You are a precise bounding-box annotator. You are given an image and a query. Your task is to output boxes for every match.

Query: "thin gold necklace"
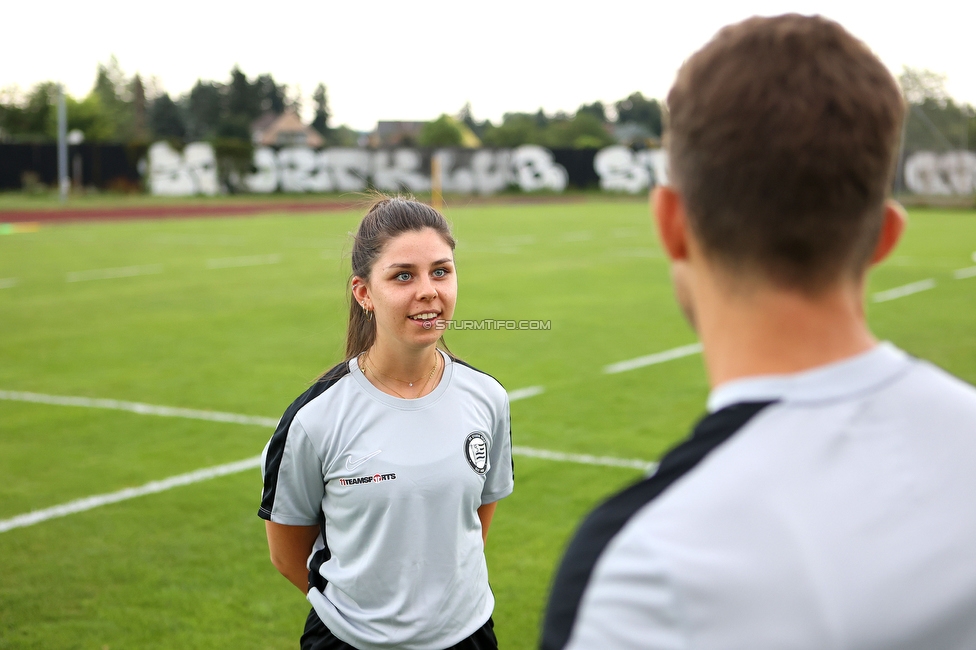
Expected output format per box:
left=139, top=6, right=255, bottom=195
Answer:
left=364, top=350, right=438, bottom=387
left=359, top=351, right=439, bottom=399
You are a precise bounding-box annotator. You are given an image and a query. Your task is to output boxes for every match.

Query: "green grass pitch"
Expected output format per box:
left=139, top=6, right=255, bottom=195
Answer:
left=1, top=199, right=974, bottom=649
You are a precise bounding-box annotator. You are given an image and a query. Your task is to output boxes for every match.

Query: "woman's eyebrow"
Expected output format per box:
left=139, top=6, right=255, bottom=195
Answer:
left=384, top=258, right=454, bottom=270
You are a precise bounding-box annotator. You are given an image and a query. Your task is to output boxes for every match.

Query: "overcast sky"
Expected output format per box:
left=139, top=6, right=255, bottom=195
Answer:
left=3, top=0, right=973, bottom=132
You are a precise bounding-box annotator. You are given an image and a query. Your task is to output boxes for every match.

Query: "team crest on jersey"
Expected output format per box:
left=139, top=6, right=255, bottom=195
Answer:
left=464, top=432, right=489, bottom=475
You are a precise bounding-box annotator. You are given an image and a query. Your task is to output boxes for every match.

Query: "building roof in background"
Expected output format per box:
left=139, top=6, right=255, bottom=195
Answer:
left=252, top=110, right=324, bottom=148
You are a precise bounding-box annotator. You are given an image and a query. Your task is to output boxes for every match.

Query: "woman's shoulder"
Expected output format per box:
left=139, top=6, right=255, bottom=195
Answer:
left=448, top=356, right=508, bottom=403
left=277, top=360, right=353, bottom=427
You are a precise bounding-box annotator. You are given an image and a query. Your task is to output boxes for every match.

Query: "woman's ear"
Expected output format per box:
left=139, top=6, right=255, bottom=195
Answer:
left=351, top=277, right=370, bottom=309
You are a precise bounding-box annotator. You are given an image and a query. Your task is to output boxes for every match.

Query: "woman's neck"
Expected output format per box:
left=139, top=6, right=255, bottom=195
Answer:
left=365, top=339, right=440, bottom=381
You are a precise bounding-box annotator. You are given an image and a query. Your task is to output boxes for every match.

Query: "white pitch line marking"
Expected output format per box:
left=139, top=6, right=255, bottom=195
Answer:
left=559, top=231, right=592, bottom=242
left=0, top=457, right=262, bottom=534
left=0, top=386, right=649, bottom=534
left=604, top=343, right=703, bottom=374
left=508, top=386, right=544, bottom=401
left=206, top=254, right=281, bottom=269
left=66, top=264, right=163, bottom=282
left=0, top=444, right=653, bottom=534
left=953, top=266, right=976, bottom=280
left=872, top=278, right=936, bottom=303
left=513, top=446, right=655, bottom=472
left=0, top=278, right=17, bottom=289
left=0, top=390, right=278, bottom=428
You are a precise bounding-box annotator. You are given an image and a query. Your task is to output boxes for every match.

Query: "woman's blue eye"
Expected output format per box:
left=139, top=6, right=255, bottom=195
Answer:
left=432, top=268, right=447, bottom=278
left=396, top=272, right=411, bottom=281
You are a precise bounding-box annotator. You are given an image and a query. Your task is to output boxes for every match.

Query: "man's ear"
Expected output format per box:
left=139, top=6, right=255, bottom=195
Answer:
left=652, top=186, right=691, bottom=262
left=870, top=200, right=907, bottom=266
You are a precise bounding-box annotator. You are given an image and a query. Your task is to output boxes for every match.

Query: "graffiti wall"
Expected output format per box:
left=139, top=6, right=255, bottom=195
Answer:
left=903, top=151, right=976, bottom=195
left=10, top=142, right=968, bottom=196
left=146, top=142, right=668, bottom=196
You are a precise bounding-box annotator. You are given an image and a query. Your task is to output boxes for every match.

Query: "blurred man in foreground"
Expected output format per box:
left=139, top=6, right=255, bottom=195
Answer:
left=542, top=14, right=976, bottom=650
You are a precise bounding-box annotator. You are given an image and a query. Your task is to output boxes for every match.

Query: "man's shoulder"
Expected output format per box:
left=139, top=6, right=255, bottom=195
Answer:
left=903, top=356, right=976, bottom=410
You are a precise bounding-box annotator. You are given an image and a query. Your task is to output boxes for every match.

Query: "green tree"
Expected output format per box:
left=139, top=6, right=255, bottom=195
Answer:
left=419, top=114, right=463, bottom=147
left=227, top=66, right=259, bottom=124
left=48, top=93, right=115, bottom=142
left=899, top=67, right=950, bottom=105
left=542, top=112, right=615, bottom=148
left=255, top=74, right=286, bottom=115
left=0, top=83, right=56, bottom=139
left=150, top=93, right=186, bottom=139
left=577, top=101, right=608, bottom=123
left=312, top=83, right=330, bottom=137
left=899, top=67, right=972, bottom=152
left=481, top=113, right=544, bottom=147
left=92, top=55, right=136, bottom=141
left=185, top=81, right=223, bottom=140
left=614, top=92, right=663, bottom=137
left=130, top=74, right=148, bottom=140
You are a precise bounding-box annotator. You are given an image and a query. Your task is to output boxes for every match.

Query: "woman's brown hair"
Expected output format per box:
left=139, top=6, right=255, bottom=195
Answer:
left=344, top=195, right=456, bottom=360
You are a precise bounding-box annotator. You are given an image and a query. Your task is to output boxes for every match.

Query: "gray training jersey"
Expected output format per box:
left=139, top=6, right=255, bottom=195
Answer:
left=259, top=350, right=513, bottom=650
left=544, top=342, right=976, bottom=650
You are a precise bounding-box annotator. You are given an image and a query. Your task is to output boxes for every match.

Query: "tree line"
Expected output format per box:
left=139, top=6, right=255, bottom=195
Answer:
left=0, top=57, right=353, bottom=148
left=1, top=60, right=972, bottom=153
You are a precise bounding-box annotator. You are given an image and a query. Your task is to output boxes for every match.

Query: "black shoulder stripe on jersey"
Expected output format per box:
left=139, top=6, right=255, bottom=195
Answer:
left=258, top=362, right=351, bottom=521
left=540, top=400, right=776, bottom=650
left=452, top=357, right=506, bottom=389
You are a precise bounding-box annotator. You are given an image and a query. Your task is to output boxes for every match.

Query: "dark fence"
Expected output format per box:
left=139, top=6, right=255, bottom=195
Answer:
left=0, top=144, right=147, bottom=191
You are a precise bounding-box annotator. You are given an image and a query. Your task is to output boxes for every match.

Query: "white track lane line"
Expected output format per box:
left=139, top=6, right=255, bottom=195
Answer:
left=604, top=343, right=703, bottom=374
left=206, top=254, right=280, bottom=269
left=872, top=278, right=936, bottom=303
left=66, top=264, right=163, bottom=282
left=0, top=278, right=17, bottom=289
left=953, top=266, right=976, bottom=280
left=0, top=386, right=652, bottom=533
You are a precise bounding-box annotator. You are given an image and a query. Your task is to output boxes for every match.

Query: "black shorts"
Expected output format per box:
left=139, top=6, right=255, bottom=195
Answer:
left=300, top=608, right=498, bottom=650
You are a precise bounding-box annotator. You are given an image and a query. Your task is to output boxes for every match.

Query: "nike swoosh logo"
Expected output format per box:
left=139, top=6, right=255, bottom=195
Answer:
left=345, top=450, right=382, bottom=471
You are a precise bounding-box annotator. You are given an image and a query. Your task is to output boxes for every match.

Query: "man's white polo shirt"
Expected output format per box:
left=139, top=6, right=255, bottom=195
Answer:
left=543, top=342, right=976, bottom=650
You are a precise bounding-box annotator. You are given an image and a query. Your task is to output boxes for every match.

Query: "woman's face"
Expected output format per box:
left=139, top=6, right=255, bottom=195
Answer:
left=356, top=228, right=457, bottom=353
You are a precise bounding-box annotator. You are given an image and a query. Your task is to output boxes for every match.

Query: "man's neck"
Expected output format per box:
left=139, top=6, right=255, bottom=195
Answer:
left=695, top=277, right=877, bottom=388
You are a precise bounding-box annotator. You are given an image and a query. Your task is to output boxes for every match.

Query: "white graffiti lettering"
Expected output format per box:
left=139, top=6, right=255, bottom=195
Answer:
left=433, top=149, right=513, bottom=195
left=372, top=149, right=430, bottom=193
left=147, top=141, right=219, bottom=196
left=593, top=146, right=668, bottom=194
left=148, top=142, right=675, bottom=197
left=511, top=145, right=568, bottom=192
left=904, top=151, right=976, bottom=195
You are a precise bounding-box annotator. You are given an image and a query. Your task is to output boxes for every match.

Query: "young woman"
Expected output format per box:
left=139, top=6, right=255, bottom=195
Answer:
left=258, top=196, right=513, bottom=650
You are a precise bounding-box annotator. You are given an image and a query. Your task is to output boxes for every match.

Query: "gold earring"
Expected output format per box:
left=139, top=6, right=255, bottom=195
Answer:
left=362, top=302, right=372, bottom=321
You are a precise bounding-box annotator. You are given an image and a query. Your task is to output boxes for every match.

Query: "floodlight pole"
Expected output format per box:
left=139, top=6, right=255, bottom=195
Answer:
left=430, top=153, right=443, bottom=210
left=57, top=84, right=68, bottom=203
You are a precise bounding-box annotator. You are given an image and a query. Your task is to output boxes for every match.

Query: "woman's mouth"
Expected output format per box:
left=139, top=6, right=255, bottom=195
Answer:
left=409, top=312, right=440, bottom=329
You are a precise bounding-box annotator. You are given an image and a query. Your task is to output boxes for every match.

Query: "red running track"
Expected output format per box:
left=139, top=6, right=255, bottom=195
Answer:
left=0, top=201, right=359, bottom=224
